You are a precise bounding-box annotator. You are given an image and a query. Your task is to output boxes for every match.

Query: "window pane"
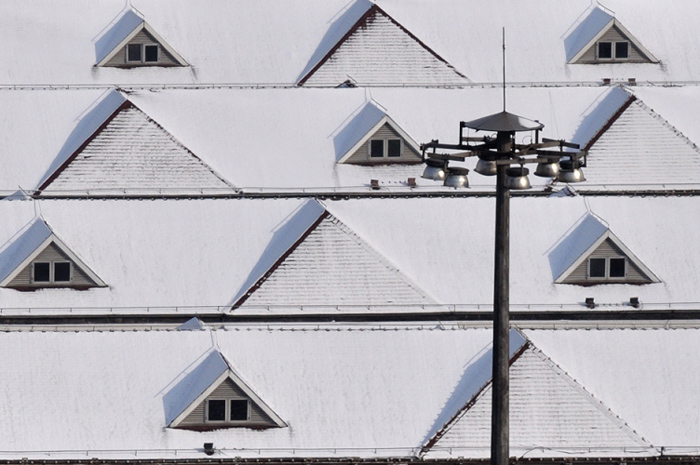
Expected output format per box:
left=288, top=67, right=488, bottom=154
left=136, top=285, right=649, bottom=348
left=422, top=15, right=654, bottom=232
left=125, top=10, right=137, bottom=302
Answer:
left=127, top=44, right=141, bottom=62
left=609, top=258, right=626, bottom=277
left=33, top=262, right=50, bottom=282
left=370, top=140, right=384, bottom=157
left=615, top=42, right=629, bottom=59
left=207, top=400, right=226, bottom=421
left=598, top=42, right=612, bottom=59
left=144, top=45, right=159, bottom=62
left=54, top=262, right=71, bottom=282
left=230, top=399, right=248, bottom=421
left=589, top=258, right=606, bottom=277
left=387, top=139, right=401, bottom=157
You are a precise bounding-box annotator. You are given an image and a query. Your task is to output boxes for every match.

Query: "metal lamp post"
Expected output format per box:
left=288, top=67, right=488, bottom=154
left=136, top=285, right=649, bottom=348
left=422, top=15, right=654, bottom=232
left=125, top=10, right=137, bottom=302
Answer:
left=421, top=112, right=586, bottom=465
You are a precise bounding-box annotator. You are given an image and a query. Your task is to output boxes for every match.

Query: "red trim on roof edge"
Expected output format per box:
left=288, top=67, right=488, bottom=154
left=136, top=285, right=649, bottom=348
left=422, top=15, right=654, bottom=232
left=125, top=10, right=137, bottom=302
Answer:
left=584, top=95, right=637, bottom=151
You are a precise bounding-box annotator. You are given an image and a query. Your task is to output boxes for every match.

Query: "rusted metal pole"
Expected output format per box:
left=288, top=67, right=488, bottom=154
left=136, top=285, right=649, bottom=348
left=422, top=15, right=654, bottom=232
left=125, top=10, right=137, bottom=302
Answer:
left=491, top=135, right=511, bottom=465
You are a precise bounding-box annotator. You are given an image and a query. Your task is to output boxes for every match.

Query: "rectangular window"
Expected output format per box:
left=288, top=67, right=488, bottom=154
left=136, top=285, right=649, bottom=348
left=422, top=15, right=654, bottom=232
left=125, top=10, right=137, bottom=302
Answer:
left=127, top=44, right=142, bottom=62
left=230, top=399, right=249, bottom=421
left=33, top=262, right=51, bottom=282
left=144, top=45, right=159, bottom=62
left=597, top=41, right=612, bottom=59
left=589, top=258, right=606, bottom=277
left=615, top=42, right=629, bottom=59
left=609, top=257, right=626, bottom=277
left=207, top=399, right=226, bottom=421
left=387, top=139, right=401, bottom=157
left=370, top=140, right=384, bottom=157
left=54, top=262, right=72, bottom=282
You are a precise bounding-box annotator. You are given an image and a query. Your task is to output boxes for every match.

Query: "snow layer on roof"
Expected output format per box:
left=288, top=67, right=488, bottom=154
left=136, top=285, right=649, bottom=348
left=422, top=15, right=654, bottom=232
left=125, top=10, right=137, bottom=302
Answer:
left=0, top=218, right=52, bottom=284
left=564, top=7, right=614, bottom=62
left=333, top=100, right=387, bottom=160
left=548, top=213, right=608, bottom=281
left=164, top=350, right=227, bottom=425
left=94, top=8, right=143, bottom=64
left=570, top=86, right=631, bottom=149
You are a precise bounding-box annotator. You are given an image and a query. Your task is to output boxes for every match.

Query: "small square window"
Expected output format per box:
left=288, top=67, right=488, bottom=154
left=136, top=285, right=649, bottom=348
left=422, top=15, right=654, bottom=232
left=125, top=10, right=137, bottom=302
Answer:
left=589, top=258, right=606, bottom=278
left=609, top=258, right=626, bottom=277
left=597, top=41, right=612, bottom=59
left=144, top=45, right=159, bottom=62
left=230, top=399, right=248, bottom=421
left=207, top=399, right=226, bottom=421
left=615, top=42, right=629, bottom=59
left=127, top=44, right=142, bottom=62
left=54, top=262, right=71, bottom=282
left=33, top=262, right=51, bottom=282
left=387, top=139, right=401, bottom=158
left=370, top=140, right=384, bottom=157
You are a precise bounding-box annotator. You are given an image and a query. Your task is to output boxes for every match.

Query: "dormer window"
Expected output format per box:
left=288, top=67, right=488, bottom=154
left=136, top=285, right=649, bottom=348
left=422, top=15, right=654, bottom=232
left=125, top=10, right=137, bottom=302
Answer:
left=33, top=261, right=72, bottom=284
left=597, top=41, right=629, bottom=60
left=370, top=139, right=402, bottom=158
left=588, top=257, right=626, bottom=279
left=206, top=398, right=250, bottom=423
left=127, top=44, right=159, bottom=64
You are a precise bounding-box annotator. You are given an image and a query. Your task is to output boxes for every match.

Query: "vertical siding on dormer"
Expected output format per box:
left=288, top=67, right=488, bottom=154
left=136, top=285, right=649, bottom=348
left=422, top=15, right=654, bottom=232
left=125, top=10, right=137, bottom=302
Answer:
left=563, top=238, right=649, bottom=283
left=344, top=123, right=421, bottom=164
left=8, top=242, right=96, bottom=288
left=577, top=25, right=649, bottom=63
left=104, top=29, right=179, bottom=67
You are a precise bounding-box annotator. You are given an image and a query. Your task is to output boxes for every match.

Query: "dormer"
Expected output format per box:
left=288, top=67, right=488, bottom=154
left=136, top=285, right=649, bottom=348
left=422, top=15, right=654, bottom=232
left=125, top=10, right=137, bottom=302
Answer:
left=166, top=351, right=286, bottom=431
left=334, top=101, right=422, bottom=165
left=550, top=214, right=660, bottom=286
left=565, top=7, right=658, bottom=64
left=0, top=219, right=106, bottom=291
left=95, top=9, right=188, bottom=68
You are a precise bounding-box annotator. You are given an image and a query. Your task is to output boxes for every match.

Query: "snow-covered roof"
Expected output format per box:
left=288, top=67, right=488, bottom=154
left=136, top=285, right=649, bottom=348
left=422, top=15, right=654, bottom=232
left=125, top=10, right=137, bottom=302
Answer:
left=94, top=9, right=146, bottom=65
left=1, top=324, right=698, bottom=460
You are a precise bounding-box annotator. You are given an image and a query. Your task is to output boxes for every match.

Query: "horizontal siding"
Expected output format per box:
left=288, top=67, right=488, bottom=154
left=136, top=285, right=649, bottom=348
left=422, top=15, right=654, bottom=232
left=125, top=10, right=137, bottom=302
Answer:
left=577, top=25, right=649, bottom=63
left=180, top=378, right=275, bottom=426
left=104, top=29, right=179, bottom=67
left=564, top=238, right=650, bottom=284
left=346, top=123, right=421, bottom=165
left=8, top=242, right=96, bottom=288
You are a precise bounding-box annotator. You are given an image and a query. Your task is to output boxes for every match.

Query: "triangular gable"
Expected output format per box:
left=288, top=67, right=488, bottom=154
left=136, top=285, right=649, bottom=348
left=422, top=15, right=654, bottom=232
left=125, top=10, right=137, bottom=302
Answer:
left=550, top=214, right=659, bottom=285
left=233, top=200, right=435, bottom=308
left=297, top=2, right=467, bottom=86
left=565, top=7, right=658, bottom=64
left=166, top=351, right=285, bottom=429
left=334, top=101, right=422, bottom=164
left=38, top=99, right=233, bottom=194
left=0, top=218, right=106, bottom=289
left=95, top=9, right=187, bottom=67
left=422, top=339, right=649, bottom=457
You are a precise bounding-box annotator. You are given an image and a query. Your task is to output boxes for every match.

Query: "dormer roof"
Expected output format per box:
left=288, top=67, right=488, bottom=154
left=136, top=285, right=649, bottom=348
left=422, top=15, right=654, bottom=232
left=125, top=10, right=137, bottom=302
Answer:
left=166, top=350, right=286, bottom=430
left=0, top=218, right=106, bottom=289
left=334, top=101, right=422, bottom=164
left=565, top=7, right=658, bottom=64
left=297, top=1, right=467, bottom=86
left=550, top=214, right=660, bottom=285
left=95, top=9, right=188, bottom=67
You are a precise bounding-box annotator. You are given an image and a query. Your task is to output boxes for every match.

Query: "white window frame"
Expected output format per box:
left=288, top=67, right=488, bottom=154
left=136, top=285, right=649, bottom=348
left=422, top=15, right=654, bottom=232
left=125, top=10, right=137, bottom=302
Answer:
left=32, top=261, right=72, bottom=284
left=368, top=138, right=403, bottom=159
left=205, top=398, right=251, bottom=423
left=587, top=256, right=627, bottom=279
left=126, top=43, right=160, bottom=64
left=597, top=41, right=630, bottom=61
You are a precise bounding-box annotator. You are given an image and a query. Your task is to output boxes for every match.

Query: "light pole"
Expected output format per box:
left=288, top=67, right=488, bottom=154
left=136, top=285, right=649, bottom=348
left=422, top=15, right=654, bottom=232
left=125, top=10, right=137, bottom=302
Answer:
left=421, top=112, right=586, bottom=465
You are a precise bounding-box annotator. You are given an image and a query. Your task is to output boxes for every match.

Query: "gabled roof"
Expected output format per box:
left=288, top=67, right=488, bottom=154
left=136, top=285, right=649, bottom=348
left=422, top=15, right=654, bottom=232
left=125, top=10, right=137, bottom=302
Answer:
left=95, top=8, right=188, bottom=67
left=423, top=335, right=649, bottom=458
left=334, top=100, right=421, bottom=163
left=550, top=213, right=660, bottom=284
left=0, top=217, right=106, bottom=287
left=565, top=6, right=658, bottom=64
left=297, top=1, right=467, bottom=86
left=37, top=91, right=234, bottom=195
left=232, top=199, right=435, bottom=308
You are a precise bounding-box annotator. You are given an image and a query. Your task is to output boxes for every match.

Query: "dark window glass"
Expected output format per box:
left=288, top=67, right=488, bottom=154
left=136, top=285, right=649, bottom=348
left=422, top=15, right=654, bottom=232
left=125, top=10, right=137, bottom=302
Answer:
left=127, top=44, right=142, bottom=62
left=589, top=258, right=606, bottom=278
left=230, top=399, right=248, bottom=421
left=144, top=45, right=159, bottom=62
left=609, top=258, right=626, bottom=277
left=370, top=140, right=384, bottom=157
left=33, top=262, right=50, bottom=282
left=54, top=262, right=71, bottom=282
left=598, top=41, right=612, bottom=59
left=207, top=400, right=226, bottom=421
left=615, top=42, right=629, bottom=59
left=387, top=139, right=401, bottom=157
